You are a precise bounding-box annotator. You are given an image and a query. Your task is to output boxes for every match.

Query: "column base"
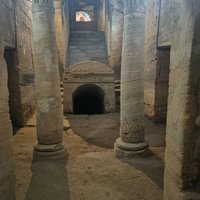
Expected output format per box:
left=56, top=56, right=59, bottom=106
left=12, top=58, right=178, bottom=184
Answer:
left=114, top=138, right=149, bottom=158
left=33, top=142, right=68, bottom=160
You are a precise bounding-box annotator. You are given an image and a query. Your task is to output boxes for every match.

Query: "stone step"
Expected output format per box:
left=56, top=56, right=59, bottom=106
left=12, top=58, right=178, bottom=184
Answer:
left=115, top=89, right=121, bottom=92
left=70, top=36, right=105, bottom=40
left=70, top=31, right=104, bottom=34
left=69, top=55, right=108, bottom=59
left=70, top=35, right=104, bottom=38
left=69, top=57, right=108, bottom=61
left=70, top=41, right=105, bottom=45
left=115, top=85, right=120, bottom=89
left=69, top=58, right=108, bottom=65
left=69, top=42, right=105, bottom=46
left=70, top=31, right=105, bottom=37
left=69, top=49, right=108, bottom=54
left=69, top=46, right=106, bottom=50
left=70, top=39, right=104, bottom=43
left=69, top=49, right=107, bottom=53
left=68, top=31, right=108, bottom=65
left=115, top=80, right=121, bottom=90
left=69, top=53, right=107, bottom=57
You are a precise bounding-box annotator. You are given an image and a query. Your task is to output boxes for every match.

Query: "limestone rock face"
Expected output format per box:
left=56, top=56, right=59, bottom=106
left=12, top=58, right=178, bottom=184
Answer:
left=0, top=41, right=15, bottom=200
left=0, top=1, right=16, bottom=199
left=164, top=0, right=200, bottom=199
left=144, top=0, right=170, bottom=123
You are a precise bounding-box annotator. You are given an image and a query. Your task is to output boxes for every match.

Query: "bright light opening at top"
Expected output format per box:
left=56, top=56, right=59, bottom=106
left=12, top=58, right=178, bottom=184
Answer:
left=76, top=11, right=92, bottom=22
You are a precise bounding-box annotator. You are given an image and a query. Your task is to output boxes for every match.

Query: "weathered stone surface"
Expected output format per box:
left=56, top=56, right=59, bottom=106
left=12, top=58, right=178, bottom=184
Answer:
left=0, top=40, right=15, bottom=200
left=115, top=0, right=148, bottom=157
left=54, top=0, right=65, bottom=79
left=61, top=0, right=70, bottom=67
left=105, top=0, right=124, bottom=80
left=63, top=61, right=115, bottom=113
left=144, top=0, right=170, bottom=123
left=164, top=0, right=200, bottom=199
left=158, top=0, right=179, bottom=47
left=68, top=31, right=108, bottom=65
left=0, top=1, right=16, bottom=199
left=97, top=0, right=105, bottom=31
left=0, top=0, right=15, bottom=48
left=4, top=0, right=36, bottom=127
left=16, top=0, right=35, bottom=123
left=32, top=0, right=67, bottom=158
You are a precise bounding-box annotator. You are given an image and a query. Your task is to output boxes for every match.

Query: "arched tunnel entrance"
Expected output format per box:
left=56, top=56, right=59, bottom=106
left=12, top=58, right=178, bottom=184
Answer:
left=73, top=84, right=105, bottom=115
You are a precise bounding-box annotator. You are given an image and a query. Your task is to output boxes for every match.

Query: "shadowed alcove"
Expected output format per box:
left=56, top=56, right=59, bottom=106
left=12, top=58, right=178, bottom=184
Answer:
left=73, top=84, right=105, bottom=115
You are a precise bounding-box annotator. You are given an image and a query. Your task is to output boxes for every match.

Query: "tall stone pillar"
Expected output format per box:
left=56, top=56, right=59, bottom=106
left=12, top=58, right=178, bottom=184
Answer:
left=62, top=0, right=70, bottom=68
left=164, top=1, right=200, bottom=199
left=114, top=0, right=148, bottom=158
left=32, top=0, right=67, bottom=159
left=109, top=0, right=124, bottom=80
left=54, top=0, right=65, bottom=79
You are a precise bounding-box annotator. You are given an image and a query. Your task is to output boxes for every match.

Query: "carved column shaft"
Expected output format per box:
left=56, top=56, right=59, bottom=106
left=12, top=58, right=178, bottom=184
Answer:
left=54, top=0, right=65, bottom=79
left=32, top=0, right=67, bottom=158
left=115, top=0, right=148, bottom=158
left=109, top=0, right=124, bottom=80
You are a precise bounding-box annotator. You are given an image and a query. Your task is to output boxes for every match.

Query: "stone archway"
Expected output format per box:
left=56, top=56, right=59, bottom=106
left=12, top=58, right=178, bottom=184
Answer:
left=73, top=84, right=105, bottom=114
left=63, top=61, right=115, bottom=114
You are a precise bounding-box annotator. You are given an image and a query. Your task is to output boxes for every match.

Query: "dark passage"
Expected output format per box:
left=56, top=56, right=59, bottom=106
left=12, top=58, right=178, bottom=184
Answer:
left=73, top=84, right=105, bottom=115
left=4, top=48, right=22, bottom=129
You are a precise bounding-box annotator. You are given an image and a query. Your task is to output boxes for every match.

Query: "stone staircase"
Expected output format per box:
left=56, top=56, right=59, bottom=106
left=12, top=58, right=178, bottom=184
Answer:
left=68, top=31, right=108, bottom=65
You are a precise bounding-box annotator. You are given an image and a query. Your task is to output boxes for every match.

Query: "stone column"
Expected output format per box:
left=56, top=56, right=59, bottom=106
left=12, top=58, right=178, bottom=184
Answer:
left=54, top=0, right=65, bottom=79
left=114, top=0, right=148, bottom=158
left=62, top=0, right=70, bottom=67
left=164, top=1, right=200, bottom=199
left=109, top=0, right=124, bottom=80
left=32, top=0, right=67, bottom=159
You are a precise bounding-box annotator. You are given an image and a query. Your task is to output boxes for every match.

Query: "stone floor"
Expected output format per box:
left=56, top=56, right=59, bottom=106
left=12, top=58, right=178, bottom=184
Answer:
left=14, top=113, right=166, bottom=200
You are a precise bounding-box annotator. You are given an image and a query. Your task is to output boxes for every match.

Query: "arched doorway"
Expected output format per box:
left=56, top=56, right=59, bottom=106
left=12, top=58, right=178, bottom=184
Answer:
left=73, top=84, right=105, bottom=115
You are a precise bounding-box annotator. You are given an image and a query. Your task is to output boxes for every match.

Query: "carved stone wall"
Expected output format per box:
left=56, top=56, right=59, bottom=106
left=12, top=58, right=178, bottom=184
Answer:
left=15, top=0, right=35, bottom=126
left=144, top=0, right=170, bottom=122
left=0, top=2, right=15, bottom=198
left=0, top=0, right=35, bottom=198
left=164, top=0, right=200, bottom=199
left=63, top=61, right=115, bottom=113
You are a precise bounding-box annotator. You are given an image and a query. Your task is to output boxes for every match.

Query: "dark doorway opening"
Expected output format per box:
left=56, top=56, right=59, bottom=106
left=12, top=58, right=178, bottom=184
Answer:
left=73, top=84, right=105, bottom=115
left=4, top=48, right=22, bottom=129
